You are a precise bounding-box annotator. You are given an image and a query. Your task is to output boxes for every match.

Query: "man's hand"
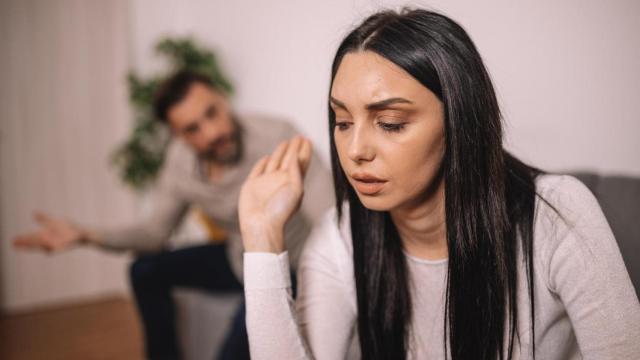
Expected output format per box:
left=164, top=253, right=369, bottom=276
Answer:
left=13, top=212, right=88, bottom=253
left=238, top=136, right=312, bottom=253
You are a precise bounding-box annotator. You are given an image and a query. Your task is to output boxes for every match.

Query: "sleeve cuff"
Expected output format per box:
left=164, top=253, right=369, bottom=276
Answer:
left=244, top=251, right=291, bottom=290
left=93, top=228, right=120, bottom=249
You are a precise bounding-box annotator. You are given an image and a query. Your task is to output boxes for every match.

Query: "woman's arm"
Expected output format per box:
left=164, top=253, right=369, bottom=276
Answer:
left=543, top=176, right=640, bottom=358
left=239, top=137, right=356, bottom=359
left=244, top=251, right=312, bottom=359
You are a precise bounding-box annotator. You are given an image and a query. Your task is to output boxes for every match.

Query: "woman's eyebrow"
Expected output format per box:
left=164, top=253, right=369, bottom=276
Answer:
left=329, top=96, right=347, bottom=110
left=330, top=96, right=413, bottom=111
left=366, top=97, right=413, bottom=111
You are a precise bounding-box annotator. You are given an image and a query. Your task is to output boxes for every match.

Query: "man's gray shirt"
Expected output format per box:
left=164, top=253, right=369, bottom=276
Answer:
left=98, top=114, right=334, bottom=280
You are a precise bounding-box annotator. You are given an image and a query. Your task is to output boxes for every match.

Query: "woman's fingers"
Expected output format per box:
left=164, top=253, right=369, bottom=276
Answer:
left=298, top=139, right=312, bottom=176
left=250, top=135, right=310, bottom=180
left=281, top=136, right=302, bottom=170
left=248, top=155, right=270, bottom=179
left=265, top=140, right=289, bottom=173
left=280, top=136, right=312, bottom=180
left=284, top=137, right=310, bottom=185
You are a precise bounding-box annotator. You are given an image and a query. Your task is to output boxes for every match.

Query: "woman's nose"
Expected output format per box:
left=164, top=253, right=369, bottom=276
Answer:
left=347, top=123, right=375, bottom=163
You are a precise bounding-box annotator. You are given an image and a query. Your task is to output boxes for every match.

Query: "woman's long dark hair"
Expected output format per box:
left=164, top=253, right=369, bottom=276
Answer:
left=328, top=9, right=541, bottom=359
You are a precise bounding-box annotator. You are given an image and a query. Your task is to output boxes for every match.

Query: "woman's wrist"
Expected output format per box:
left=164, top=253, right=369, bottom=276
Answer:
left=241, top=224, right=285, bottom=253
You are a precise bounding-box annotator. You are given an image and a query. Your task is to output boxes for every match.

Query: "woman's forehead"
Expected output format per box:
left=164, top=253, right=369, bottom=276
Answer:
left=331, top=51, right=436, bottom=109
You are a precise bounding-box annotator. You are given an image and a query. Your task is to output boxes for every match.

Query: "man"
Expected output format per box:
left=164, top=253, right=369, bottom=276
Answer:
left=13, top=70, right=333, bottom=359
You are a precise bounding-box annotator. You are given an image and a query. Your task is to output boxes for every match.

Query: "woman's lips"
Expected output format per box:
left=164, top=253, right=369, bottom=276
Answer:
left=351, top=174, right=387, bottom=195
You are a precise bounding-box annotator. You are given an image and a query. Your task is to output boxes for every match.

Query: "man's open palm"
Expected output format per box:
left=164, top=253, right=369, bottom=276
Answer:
left=13, top=212, right=82, bottom=252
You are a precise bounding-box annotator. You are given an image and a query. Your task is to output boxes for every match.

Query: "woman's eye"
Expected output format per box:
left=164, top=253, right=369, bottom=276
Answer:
left=335, top=122, right=351, bottom=131
left=378, top=122, right=405, bottom=132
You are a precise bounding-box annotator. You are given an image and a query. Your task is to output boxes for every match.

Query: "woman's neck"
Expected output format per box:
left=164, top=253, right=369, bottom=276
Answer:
left=390, top=177, right=447, bottom=261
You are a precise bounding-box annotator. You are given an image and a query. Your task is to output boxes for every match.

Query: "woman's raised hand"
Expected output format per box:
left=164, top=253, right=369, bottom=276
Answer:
left=239, top=136, right=312, bottom=253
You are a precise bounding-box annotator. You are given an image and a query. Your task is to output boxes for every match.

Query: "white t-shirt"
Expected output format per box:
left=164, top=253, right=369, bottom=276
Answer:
left=244, top=174, right=640, bottom=359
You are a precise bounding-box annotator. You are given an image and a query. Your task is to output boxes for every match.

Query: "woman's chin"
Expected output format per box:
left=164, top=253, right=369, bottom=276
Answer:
left=356, top=194, right=396, bottom=212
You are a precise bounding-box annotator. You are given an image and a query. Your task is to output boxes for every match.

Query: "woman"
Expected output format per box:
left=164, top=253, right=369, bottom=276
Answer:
left=238, top=9, right=640, bottom=360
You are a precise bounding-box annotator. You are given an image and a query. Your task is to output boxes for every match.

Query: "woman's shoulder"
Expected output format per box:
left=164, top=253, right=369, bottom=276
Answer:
left=535, top=174, right=597, bottom=205
left=532, top=174, right=617, bottom=286
left=533, top=173, right=604, bottom=228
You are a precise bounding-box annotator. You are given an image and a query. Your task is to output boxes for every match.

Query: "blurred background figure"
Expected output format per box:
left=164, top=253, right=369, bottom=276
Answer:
left=13, top=68, right=333, bottom=359
left=0, top=0, right=638, bottom=359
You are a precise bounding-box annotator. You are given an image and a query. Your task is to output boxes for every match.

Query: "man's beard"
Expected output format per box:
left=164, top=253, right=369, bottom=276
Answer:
left=198, top=117, right=244, bottom=166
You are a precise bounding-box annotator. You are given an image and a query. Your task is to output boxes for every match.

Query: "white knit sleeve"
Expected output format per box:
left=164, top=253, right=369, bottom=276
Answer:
left=541, top=176, right=640, bottom=358
left=244, top=211, right=357, bottom=360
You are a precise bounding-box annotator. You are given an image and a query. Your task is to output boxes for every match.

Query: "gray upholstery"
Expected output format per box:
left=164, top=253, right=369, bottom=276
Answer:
left=175, top=290, right=243, bottom=360
left=572, top=173, right=640, bottom=299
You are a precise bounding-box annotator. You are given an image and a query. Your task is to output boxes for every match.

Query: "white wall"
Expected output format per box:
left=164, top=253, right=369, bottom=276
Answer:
left=1, top=0, right=637, bottom=311
left=0, top=0, right=135, bottom=312
left=131, top=0, right=639, bottom=175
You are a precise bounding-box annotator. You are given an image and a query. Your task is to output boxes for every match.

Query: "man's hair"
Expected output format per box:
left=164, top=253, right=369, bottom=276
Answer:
left=153, top=70, right=217, bottom=123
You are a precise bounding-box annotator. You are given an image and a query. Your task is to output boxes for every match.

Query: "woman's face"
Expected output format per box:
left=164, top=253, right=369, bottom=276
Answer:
left=331, top=51, right=445, bottom=211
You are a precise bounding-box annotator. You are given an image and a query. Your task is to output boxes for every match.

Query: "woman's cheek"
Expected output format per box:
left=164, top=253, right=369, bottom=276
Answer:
left=392, top=158, right=421, bottom=196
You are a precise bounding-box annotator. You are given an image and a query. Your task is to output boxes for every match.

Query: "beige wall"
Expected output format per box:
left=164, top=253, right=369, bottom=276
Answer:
left=0, top=0, right=135, bottom=311
left=1, top=0, right=638, bottom=311
left=131, top=0, right=640, bottom=175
